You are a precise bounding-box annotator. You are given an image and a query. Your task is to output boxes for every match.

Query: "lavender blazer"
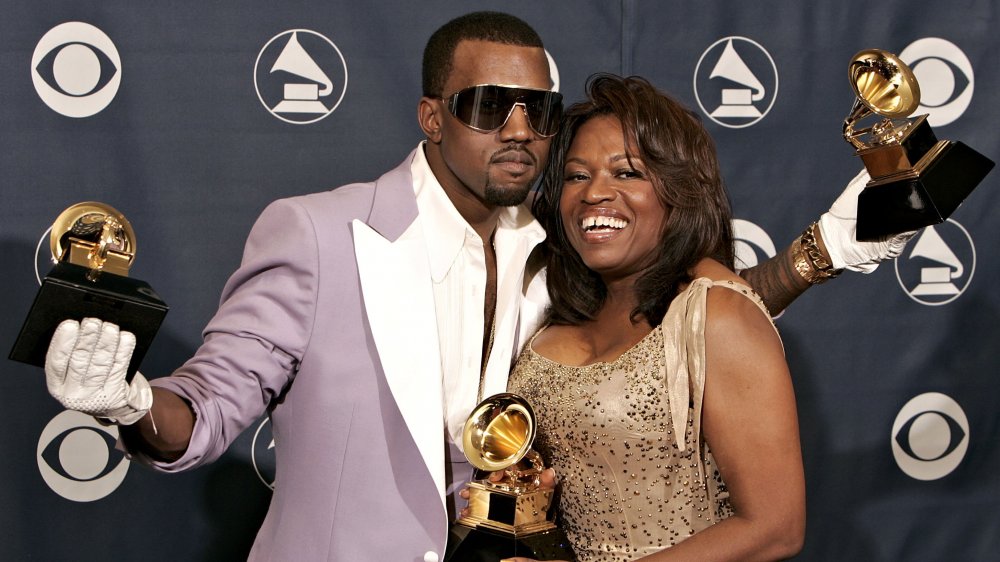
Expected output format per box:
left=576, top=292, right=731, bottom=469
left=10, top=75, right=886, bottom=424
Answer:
left=140, top=148, right=548, bottom=562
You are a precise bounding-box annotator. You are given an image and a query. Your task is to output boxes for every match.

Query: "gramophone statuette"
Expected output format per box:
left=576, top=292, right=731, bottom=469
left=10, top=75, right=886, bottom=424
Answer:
left=842, top=49, right=993, bottom=241
left=10, top=202, right=168, bottom=380
left=444, top=393, right=575, bottom=562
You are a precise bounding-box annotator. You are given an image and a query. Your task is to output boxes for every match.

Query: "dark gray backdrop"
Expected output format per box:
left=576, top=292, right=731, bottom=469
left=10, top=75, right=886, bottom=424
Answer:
left=2, top=1, right=997, bottom=560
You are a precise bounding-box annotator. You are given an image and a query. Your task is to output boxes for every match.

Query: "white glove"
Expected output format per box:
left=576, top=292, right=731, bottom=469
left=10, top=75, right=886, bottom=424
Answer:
left=818, top=169, right=918, bottom=273
left=45, top=318, right=152, bottom=425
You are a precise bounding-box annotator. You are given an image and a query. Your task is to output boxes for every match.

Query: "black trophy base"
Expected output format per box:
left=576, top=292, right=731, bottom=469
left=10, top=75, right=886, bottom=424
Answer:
left=9, top=261, right=168, bottom=380
left=445, top=524, right=575, bottom=562
left=857, top=141, right=994, bottom=241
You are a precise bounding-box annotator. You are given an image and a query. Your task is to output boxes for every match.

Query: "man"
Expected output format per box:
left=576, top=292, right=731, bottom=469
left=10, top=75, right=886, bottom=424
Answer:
left=42, top=11, right=909, bottom=562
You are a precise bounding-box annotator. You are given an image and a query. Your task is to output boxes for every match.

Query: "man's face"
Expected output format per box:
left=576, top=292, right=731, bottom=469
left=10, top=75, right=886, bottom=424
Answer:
left=428, top=40, right=553, bottom=209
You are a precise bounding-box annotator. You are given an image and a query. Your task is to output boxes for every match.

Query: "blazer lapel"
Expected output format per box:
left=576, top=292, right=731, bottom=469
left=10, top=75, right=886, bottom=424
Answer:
left=351, top=151, right=446, bottom=510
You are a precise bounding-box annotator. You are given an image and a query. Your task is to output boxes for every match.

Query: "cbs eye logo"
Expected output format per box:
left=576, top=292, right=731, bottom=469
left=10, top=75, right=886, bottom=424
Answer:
left=31, top=22, right=122, bottom=118
left=899, top=38, right=974, bottom=127
left=891, top=392, right=969, bottom=481
left=732, top=219, right=776, bottom=270
left=37, top=410, right=130, bottom=501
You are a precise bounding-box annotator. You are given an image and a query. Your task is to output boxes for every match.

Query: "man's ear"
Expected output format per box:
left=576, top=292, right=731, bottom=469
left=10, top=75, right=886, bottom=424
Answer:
left=418, top=97, right=443, bottom=143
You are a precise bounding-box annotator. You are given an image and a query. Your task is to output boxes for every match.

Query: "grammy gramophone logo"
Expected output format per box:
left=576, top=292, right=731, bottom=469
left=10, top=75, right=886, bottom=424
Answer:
left=894, top=219, right=976, bottom=306
left=694, top=36, right=779, bottom=128
left=254, top=29, right=349, bottom=125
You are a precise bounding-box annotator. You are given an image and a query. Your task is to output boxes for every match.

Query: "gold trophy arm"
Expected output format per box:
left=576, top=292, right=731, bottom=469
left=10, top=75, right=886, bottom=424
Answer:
left=503, top=449, right=546, bottom=491
left=843, top=97, right=873, bottom=150
left=90, top=216, right=121, bottom=270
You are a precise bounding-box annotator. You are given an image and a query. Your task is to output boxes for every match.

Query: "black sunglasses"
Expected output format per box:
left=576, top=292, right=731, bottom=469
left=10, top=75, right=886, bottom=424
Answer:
left=441, top=84, right=563, bottom=137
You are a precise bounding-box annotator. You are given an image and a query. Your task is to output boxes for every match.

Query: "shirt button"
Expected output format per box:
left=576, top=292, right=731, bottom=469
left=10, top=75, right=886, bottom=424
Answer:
left=423, top=551, right=439, bottom=562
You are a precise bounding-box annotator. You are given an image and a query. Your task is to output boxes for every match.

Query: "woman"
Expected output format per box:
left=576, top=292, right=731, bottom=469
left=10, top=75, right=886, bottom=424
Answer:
left=506, top=74, right=805, bottom=561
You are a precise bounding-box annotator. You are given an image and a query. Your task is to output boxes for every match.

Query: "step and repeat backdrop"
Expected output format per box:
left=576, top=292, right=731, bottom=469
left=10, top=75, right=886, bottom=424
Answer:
left=1, top=1, right=997, bottom=560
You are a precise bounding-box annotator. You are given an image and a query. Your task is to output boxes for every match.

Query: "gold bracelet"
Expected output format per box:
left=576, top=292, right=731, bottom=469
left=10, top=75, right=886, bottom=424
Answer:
left=792, top=240, right=824, bottom=285
left=793, top=222, right=843, bottom=285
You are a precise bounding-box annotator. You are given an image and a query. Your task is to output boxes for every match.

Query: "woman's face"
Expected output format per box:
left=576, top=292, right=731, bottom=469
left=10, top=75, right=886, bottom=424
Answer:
left=559, top=115, right=669, bottom=282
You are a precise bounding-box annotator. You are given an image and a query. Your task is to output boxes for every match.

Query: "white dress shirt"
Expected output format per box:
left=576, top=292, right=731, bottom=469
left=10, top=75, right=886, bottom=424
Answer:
left=410, top=143, right=546, bottom=451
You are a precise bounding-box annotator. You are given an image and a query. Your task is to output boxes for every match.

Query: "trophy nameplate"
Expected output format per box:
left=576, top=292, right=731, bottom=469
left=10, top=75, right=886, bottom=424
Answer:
left=444, top=393, right=575, bottom=562
left=9, top=202, right=168, bottom=380
left=842, top=49, right=994, bottom=241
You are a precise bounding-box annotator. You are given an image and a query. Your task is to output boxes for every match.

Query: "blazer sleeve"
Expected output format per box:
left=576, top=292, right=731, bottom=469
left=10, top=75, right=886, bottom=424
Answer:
left=139, top=197, right=321, bottom=471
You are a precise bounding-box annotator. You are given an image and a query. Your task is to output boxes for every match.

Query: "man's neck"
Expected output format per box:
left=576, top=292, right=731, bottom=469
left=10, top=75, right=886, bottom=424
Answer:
left=423, top=143, right=504, bottom=243
left=455, top=199, right=502, bottom=245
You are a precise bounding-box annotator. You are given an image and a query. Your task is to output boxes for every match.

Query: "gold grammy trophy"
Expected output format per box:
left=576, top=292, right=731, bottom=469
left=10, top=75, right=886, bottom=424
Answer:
left=842, top=49, right=993, bottom=241
left=444, top=393, right=575, bottom=562
left=10, top=202, right=168, bottom=380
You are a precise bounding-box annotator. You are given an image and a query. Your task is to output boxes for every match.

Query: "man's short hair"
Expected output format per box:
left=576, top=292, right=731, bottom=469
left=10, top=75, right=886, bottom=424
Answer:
left=422, top=11, right=544, bottom=97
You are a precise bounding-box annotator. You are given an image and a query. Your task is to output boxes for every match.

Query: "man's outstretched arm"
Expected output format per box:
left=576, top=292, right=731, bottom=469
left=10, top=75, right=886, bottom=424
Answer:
left=45, top=317, right=194, bottom=462
left=739, top=170, right=916, bottom=316
left=739, top=235, right=813, bottom=316
left=119, top=387, right=194, bottom=462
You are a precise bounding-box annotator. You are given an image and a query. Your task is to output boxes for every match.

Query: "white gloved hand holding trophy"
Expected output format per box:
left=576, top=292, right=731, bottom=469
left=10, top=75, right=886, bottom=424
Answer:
left=45, top=317, right=152, bottom=425
left=818, top=169, right=918, bottom=273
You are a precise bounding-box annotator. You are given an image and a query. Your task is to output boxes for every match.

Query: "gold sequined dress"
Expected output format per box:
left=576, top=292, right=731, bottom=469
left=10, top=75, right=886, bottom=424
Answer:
left=508, top=279, right=774, bottom=561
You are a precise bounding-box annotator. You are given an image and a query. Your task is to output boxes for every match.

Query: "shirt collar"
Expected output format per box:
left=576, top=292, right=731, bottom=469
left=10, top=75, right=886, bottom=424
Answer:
left=411, top=142, right=545, bottom=282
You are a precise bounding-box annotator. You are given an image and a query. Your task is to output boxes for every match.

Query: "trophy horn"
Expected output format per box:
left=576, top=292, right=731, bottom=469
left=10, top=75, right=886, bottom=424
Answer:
left=843, top=49, right=921, bottom=149
left=50, top=201, right=136, bottom=277
left=462, top=393, right=536, bottom=473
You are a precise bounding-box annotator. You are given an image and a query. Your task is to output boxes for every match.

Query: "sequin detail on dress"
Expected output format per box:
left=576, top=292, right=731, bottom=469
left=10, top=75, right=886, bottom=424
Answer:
left=508, top=280, right=773, bottom=561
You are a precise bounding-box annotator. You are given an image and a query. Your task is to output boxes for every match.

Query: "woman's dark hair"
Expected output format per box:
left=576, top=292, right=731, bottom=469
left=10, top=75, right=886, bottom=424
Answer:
left=533, top=73, right=735, bottom=327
